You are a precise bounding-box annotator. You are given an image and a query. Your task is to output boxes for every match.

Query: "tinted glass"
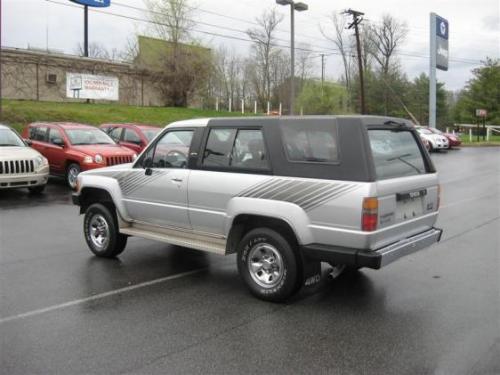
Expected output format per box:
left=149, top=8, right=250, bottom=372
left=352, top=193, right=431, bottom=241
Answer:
left=231, top=130, right=269, bottom=170
left=65, top=128, right=115, bottom=145
left=142, top=129, right=161, bottom=142
left=281, top=122, right=338, bottom=163
left=203, top=129, right=237, bottom=167
left=124, top=129, right=141, bottom=144
left=150, top=130, right=193, bottom=169
left=48, top=128, right=63, bottom=145
left=0, top=129, right=25, bottom=147
left=369, top=130, right=426, bottom=180
left=108, top=127, right=122, bottom=142
left=31, top=126, right=48, bottom=142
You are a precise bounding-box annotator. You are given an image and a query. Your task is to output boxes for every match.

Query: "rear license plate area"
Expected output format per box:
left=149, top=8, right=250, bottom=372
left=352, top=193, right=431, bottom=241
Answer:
left=396, top=197, right=424, bottom=221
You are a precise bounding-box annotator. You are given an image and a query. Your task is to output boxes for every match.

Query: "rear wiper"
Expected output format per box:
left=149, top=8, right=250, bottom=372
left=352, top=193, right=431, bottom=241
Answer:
left=0, top=144, right=20, bottom=146
left=387, top=153, right=422, bottom=173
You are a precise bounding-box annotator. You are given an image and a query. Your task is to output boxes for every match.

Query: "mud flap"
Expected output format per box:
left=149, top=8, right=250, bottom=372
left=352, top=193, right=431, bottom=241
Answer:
left=301, top=256, right=322, bottom=290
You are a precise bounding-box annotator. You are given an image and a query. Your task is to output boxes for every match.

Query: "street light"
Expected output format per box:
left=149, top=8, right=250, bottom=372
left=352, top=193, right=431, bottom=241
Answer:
left=276, top=0, right=308, bottom=115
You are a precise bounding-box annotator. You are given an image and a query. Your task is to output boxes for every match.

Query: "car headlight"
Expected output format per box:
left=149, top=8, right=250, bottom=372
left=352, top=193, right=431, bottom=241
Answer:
left=94, top=154, right=104, bottom=164
left=83, top=156, right=93, bottom=164
left=33, top=155, right=48, bottom=168
left=132, top=153, right=138, bottom=160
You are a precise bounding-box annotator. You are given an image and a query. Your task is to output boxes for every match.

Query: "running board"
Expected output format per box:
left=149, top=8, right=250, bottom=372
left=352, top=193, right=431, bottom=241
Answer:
left=119, top=224, right=227, bottom=255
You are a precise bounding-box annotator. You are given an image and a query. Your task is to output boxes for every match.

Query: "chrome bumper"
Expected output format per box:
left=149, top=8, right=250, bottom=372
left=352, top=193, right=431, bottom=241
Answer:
left=302, top=227, right=443, bottom=270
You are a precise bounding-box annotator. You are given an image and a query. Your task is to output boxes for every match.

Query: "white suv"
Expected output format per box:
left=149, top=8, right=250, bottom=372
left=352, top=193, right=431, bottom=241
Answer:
left=74, top=116, right=442, bottom=301
left=0, top=124, right=49, bottom=193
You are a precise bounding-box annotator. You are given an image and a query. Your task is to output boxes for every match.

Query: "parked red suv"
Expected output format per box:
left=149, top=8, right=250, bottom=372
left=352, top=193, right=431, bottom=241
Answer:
left=100, top=123, right=161, bottom=153
left=23, top=122, right=136, bottom=188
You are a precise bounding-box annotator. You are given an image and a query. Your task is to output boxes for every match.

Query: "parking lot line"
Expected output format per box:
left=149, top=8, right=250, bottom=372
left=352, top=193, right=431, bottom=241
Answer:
left=0, top=268, right=206, bottom=325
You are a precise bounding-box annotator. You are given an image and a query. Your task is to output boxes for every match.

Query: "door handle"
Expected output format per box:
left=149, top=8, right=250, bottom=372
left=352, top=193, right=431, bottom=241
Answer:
left=171, top=177, right=183, bottom=183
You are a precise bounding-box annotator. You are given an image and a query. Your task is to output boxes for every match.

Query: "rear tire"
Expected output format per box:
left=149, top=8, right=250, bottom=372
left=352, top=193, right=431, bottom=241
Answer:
left=237, top=227, right=301, bottom=302
left=66, top=163, right=80, bottom=189
left=28, top=185, right=46, bottom=194
left=84, top=203, right=127, bottom=258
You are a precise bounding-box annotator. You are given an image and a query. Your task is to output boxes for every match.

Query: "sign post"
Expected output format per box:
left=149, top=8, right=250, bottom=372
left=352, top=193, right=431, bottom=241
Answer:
left=476, top=109, right=487, bottom=141
left=429, top=13, right=449, bottom=128
left=69, top=0, right=111, bottom=57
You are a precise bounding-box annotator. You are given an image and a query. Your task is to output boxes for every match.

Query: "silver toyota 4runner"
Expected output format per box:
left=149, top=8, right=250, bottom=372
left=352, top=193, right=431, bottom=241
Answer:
left=73, top=116, right=442, bottom=301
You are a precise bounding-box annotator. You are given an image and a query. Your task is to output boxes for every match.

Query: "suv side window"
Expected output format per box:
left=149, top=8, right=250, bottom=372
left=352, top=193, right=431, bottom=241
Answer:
left=108, top=127, right=122, bottom=142
left=124, top=128, right=141, bottom=144
left=231, top=130, right=269, bottom=170
left=202, top=129, right=237, bottom=168
left=281, top=122, right=338, bottom=163
left=48, top=128, right=63, bottom=145
left=31, top=126, right=48, bottom=142
left=142, top=130, right=193, bottom=169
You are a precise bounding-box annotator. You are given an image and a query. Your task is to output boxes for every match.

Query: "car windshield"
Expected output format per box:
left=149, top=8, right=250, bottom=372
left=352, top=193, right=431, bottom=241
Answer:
left=65, top=128, right=115, bottom=145
left=142, top=129, right=161, bottom=142
left=0, top=128, right=25, bottom=147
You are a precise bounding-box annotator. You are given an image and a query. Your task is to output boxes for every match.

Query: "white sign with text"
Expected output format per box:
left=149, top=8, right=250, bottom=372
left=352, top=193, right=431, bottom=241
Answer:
left=66, top=73, right=119, bottom=101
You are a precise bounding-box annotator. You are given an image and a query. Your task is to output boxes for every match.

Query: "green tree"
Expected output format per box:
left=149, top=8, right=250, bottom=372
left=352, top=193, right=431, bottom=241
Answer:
left=453, top=58, right=500, bottom=124
left=297, top=80, right=349, bottom=115
left=406, top=73, right=449, bottom=126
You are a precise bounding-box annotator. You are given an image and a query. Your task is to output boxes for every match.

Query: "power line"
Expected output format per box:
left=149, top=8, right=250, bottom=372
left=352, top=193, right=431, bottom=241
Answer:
left=43, top=0, right=485, bottom=66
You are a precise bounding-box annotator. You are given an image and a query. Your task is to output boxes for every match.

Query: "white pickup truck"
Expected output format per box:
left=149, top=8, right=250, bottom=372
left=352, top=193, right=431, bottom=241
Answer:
left=73, top=116, right=442, bottom=301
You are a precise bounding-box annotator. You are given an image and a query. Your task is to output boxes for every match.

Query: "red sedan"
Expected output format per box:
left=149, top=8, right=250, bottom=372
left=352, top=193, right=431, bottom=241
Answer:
left=100, top=123, right=161, bottom=153
left=427, top=127, right=462, bottom=148
left=23, top=122, right=136, bottom=188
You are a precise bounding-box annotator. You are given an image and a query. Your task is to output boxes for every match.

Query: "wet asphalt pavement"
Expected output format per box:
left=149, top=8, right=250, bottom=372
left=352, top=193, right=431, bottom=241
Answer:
left=0, top=147, right=499, bottom=375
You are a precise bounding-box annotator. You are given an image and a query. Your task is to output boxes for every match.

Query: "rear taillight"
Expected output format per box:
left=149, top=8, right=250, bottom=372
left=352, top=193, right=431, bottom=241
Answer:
left=362, top=197, right=378, bottom=232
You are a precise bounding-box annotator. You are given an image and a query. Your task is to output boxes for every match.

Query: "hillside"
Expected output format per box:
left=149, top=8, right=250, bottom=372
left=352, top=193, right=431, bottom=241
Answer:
left=1, top=100, right=249, bottom=132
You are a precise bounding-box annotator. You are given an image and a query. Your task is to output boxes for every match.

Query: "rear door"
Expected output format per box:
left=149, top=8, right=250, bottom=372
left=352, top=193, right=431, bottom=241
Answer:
left=44, top=127, right=66, bottom=174
left=367, top=126, right=439, bottom=242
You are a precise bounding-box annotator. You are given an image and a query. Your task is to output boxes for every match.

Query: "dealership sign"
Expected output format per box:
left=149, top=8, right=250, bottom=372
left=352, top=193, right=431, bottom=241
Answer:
left=66, top=73, right=119, bottom=101
left=70, top=0, right=111, bottom=7
left=434, top=14, right=449, bottom=71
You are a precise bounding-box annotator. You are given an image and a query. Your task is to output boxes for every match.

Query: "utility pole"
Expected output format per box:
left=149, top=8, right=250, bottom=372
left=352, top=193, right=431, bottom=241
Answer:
left=84, top=5, right=89, bottom=57
left=344, top=9, right=366, bottom=114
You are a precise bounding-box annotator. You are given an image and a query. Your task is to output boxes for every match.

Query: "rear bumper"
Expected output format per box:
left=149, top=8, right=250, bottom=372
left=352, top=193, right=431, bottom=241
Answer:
left=302, top=227, right=443, bottom=270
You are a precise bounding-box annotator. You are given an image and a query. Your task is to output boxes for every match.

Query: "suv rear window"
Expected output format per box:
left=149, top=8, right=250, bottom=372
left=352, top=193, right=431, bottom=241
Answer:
left=281, top=122, right=338, bottom=163
left=368, top=130, right=426, bottom=180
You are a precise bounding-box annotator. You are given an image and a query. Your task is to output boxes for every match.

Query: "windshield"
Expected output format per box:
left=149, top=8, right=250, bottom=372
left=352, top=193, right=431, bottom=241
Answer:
left=65, top=128, right=115, bottom=145
left=0, top=128, right=25, bottom=147
left=142, top=129, right=161, bottom=142
left=369, top=130, right=427, bottom=180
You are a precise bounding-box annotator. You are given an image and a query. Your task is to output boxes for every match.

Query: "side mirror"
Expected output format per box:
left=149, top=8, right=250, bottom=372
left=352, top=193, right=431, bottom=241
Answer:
left=24, top=139, right=33, bottom=146
left=53, top=138, right=65, bottom=147
left=143, top=157, right=153, bottom=175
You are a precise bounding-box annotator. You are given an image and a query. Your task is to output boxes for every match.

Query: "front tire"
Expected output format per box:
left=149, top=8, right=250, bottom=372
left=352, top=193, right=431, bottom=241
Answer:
left=84, top=203, right=127, bottom=258
left=237, top=228, right=301, bottom=302
left=66, top=163, right=80, bottom=189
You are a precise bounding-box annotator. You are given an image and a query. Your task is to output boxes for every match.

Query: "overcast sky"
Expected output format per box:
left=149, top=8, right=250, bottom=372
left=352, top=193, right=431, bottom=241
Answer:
left=3, top=0, right=499, bottom=91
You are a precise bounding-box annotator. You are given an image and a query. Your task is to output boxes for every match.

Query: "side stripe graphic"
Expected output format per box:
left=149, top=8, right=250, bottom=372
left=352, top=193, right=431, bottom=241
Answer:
left=237, top=178, right=359, bottom=211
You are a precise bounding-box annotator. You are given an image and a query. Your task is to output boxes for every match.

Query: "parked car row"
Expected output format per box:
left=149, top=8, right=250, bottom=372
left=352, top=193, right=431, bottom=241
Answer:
left=0, top=122, right=162, bottom=192
left=1, top=120, right=461, bottom=194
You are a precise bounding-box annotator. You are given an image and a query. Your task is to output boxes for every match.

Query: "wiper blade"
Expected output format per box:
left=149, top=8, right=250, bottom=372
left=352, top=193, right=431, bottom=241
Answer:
left=387, top=154, right=422, bottom=173
left=0, top=144, right=21, bottom=146
left=384, top=120, right=412, bottom=131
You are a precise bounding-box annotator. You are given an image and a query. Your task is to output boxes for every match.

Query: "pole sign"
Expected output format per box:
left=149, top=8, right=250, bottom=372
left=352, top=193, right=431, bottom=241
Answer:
left=66, top=73, right=119, bottom=101
left=475, top=109, right=488, bottom=118
left=435, top=14, right=449, bottom=71
left=70, top=0, right=110, bottom=7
